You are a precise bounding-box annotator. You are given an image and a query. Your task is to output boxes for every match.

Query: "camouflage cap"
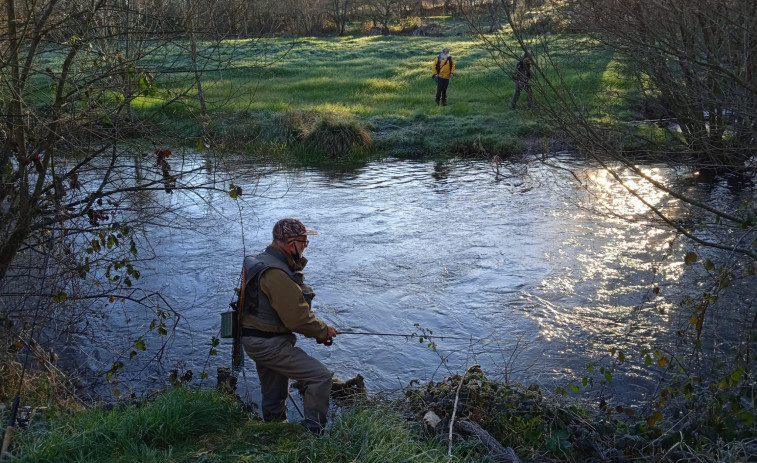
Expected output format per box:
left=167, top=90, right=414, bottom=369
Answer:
left=272, top=218, right=318, bottom=242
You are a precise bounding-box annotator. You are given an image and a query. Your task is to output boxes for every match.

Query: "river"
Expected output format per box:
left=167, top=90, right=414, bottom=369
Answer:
left=58, top=153, right=756, bottom=409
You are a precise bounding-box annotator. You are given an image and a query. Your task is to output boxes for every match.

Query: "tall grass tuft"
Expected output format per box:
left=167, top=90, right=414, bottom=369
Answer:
left=283, top=110, right=323, bottom=140
left=1, top=354, right=81, bottom=412
left=305, top=117, right=372, bottom=157
left=15, top=387, right=246, bottom=463
left=286, top=110, right=372, bottom=158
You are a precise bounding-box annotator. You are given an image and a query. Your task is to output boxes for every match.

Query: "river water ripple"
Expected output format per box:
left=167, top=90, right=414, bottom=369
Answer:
left=66, top=154, right=756, bottom=406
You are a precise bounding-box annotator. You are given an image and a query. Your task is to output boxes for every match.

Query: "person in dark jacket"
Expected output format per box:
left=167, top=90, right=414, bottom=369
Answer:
left=432, top=47, right=455, bottom=106
left=240, top=218, right=339, bottom=434
left=510, top=52, right=533, bottom=110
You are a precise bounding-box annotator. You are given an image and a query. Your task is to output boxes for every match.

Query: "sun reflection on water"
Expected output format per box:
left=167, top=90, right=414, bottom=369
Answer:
left=583, top=166, right=670, bottom=219
left=532, top=162, right=701, bottom=397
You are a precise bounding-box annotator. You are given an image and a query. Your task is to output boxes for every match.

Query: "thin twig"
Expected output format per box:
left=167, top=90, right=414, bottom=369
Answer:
left=448, top=363, right=480, bottom=458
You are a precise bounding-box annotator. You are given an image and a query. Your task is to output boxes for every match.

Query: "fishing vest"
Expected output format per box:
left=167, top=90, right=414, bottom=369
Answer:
left=242, top=247, right=314, bottom=329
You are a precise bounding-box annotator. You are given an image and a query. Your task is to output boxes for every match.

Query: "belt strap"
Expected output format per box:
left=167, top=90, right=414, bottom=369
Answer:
left=241, top=327, right=290, bottom=338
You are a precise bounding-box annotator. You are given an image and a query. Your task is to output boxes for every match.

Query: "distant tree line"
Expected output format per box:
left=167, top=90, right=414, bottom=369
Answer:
left=85, top=0, right=525, bottom=37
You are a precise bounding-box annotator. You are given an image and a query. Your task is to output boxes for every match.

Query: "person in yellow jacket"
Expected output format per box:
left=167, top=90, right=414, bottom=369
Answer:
left=432, top=47, right=455, bottom=106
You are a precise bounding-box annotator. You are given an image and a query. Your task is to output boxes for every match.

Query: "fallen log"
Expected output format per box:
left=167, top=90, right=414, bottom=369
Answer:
left=454, top=419, right=522, bottom=463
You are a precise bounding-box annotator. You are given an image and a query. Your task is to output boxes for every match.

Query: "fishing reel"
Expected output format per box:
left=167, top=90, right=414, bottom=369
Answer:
left=316, top=337, right=333, bottom=346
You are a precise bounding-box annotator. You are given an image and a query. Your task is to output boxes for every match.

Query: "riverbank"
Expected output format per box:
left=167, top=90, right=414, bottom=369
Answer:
left=8, top=374, right=754, bottom=462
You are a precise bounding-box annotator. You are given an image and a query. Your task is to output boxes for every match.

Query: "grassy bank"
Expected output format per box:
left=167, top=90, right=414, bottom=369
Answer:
left=9, top=375, right=754, bottom=462
left=127, top=32, right=616, bottom=162
left=10, top=387, right=488, bottom=463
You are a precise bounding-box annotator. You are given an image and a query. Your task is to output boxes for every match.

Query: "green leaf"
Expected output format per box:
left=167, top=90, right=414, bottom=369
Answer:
left=130, top=240, right=138, bottom=256
left=76, top=264, right=89, bottom=279
left=684, top=252, right=698, bottom=265
left=586, top=364, right=594, bottom=372
left=53, top=292, right=67, bottom=303
left=196, top=138, right=205, bottom=152
left=617, top=351, right=625, bottom=363
left=229, top=183, right=242, bottom=199
left=134, top=338, right=146, bottom=351
left=139, top=74, right=149, bottom=94
left=729, top=368, right=744, bottom=385
left=604, top=371, right=613, bottom=382
left=546, top=429, right=571, bottom=454
left=704, top=259, right=714, bottom=271
left=129, top=350, right=137, bottom=359
left=645, top=355, right=652, bottom=366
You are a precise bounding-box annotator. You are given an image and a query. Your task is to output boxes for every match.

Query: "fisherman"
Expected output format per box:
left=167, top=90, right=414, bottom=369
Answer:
left=510, top=52, right=533, bottom=110
left=240, top=218, right=339, bottom=434
left=432, top=47, right=455, bottom=106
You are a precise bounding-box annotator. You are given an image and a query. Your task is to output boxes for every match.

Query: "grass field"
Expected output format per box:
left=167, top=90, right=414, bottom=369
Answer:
left=126, top=28, right=621, bottom=161
left=25, top=18, right=623, bottom=162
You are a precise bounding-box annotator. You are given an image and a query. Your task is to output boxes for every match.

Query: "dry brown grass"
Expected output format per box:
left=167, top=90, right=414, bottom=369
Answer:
left=1, top=343, right=83, bottom=411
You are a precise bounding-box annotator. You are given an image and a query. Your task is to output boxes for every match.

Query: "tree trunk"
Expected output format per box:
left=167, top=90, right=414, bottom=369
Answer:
left=187, top=0, right=207, bottom=117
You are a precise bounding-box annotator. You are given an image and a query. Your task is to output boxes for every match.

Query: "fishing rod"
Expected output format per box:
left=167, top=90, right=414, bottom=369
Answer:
left=337, top=330, right=503, bottom=343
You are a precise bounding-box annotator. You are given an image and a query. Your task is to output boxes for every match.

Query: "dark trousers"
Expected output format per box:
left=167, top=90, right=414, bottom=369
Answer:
left=435, top=77, right=450, bottom=104
left=511, top=80, right=533, bottom=109
left=242, top=334, right=332, bottom=432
